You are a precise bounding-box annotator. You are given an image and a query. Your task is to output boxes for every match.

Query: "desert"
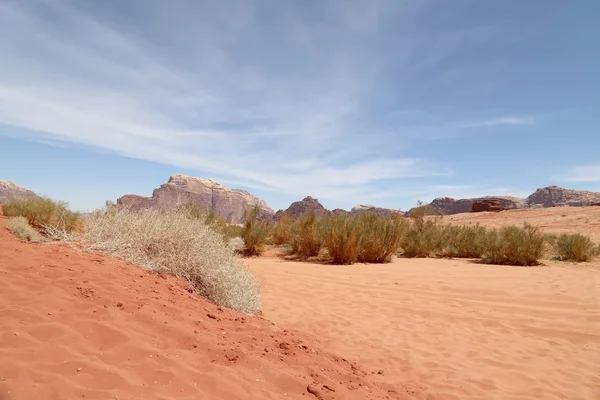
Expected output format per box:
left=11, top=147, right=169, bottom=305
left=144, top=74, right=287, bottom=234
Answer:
left=1, top=178, right=600, bottom=400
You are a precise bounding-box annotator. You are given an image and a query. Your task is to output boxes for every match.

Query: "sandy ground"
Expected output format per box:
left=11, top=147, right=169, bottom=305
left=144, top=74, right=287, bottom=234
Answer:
left=438, top=205, right=600, bottom=243
left=248, top=207, right=600, bottom=400
left=0, top=218, right=413, bottom=400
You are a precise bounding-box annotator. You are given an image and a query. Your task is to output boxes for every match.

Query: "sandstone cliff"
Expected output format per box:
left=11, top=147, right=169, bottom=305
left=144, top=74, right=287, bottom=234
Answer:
left=409, top=186, right=600, bottom=215
left=117, top=175, right=274, bottom=224
left=0, top=180, right=39, bottom=204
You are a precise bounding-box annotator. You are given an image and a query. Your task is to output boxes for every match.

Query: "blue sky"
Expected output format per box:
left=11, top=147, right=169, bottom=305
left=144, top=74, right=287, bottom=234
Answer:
left=1, top=0, right=599, bottom=212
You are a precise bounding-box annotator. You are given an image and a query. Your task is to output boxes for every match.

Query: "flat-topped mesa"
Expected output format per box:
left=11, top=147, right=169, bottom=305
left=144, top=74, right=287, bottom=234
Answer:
left=350, top=204, right=403, bottom=218
left=0, top=180, right=40, bottom=204
left=117, top=174, right=274, bottom=224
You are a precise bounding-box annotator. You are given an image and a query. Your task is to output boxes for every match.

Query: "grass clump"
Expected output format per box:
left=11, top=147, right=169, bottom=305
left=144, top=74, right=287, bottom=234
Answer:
left=401, top=204, right=445, bottom=258
left=241, top=205, right=271, bottom=257
left=3, top=197, right=80, bottom=233
left=69, top=206, right=261, bottom=314
left=289, top=212, right=323, bottom=259
left=271, top=212, right=293, bottom=246
left=322, top=214, right=361, bottom=264
left=556, top=233, right=597, bottom=262
left=442, top=224, right=487, bottom=258
left=356, top=212, right=408, bottom=263
left=5, top=216, right=44, bottom=243
left=481, top=223, right=545, bottom=266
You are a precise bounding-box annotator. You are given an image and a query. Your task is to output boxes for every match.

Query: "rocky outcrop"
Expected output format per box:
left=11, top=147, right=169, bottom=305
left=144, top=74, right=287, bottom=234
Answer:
left=421, top=196, right=525, bottom=215
left=409, top=186, right=600, bottom=215
left=0, top=180, right=39, bottom=204
left=472, top=200, right=504, bottom=212
left=526, top=186, right=600, bottom=208
left=350, top=204, right=402, bottom=218
left=117, top=175, right=274, bottom=224
left=274, top=196, right=330, bottom=220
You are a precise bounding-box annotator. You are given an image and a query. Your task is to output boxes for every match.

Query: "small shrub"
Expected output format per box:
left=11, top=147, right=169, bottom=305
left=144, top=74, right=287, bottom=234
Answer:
left=401, top=204, right=445, bottom=258
left=3, top=197, right=80, bottom=233
left=271, top=212, right=293, bottom=246
left=227, top=236, right=245, bottom=251
left=241, top=205, right=271, bottom=256
left=69, top=207, right=261, bottom=314
left=5, top=216, right=44, bottom=243
left=556, top=233, right=597, bottom=262
left=356, top=212, right=408, bottom=263
left=289, top=212, right=323, bottom=259
left=322, top=214, right=361, bottom=264
left=442, top=224, right=487, bottom=258
left=481, top=223, right=545, bottom=266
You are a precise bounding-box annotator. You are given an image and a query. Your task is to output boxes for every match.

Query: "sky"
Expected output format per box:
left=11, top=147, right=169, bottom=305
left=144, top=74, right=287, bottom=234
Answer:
left=1, top=0, right=599, bottom=212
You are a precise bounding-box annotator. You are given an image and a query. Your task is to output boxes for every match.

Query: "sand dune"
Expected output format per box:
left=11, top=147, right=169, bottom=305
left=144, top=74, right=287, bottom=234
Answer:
left=248, top=209, right=600, bottom=400
left=0, top=219, right=411, bottom=400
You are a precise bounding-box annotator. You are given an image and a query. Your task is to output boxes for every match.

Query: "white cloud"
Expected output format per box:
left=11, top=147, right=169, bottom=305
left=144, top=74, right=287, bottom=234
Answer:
left=0, top=0, right=527, bottom=205
left=457, top=116, right=535, bottom=129
left=554, top=165, right=600, bottom=182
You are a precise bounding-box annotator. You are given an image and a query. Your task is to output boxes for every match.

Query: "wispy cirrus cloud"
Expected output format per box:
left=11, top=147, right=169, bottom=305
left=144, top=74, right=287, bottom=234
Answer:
left=457, top=116, right=535, bottom=129
left=0, top=0, right=541, bottom=206
left=554, top=165, right=600, bottom=182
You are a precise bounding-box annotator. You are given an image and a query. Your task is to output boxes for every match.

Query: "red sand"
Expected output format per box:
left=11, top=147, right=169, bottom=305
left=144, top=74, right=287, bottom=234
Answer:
left=0, top=217, right=417, bottom=400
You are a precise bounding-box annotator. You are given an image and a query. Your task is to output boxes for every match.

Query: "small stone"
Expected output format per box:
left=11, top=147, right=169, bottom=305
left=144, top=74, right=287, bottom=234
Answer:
left=77, top=368, right=82, bottom=372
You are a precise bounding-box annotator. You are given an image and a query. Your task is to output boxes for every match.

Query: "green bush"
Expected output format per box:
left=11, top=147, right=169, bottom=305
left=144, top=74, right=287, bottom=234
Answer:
left=3, top=197, right=80, bottom=233
left=356, top=212, right=408, bottom=263
left=481, top=223, right=545, bottom=266
left=442, top=224, right=487, bottom=258
left=271, top=212, right=293, bottom=246
left=289, top=212, right=323, bottom=259
left=175, top=201, right=244, bottom=240
left=241, top=205, right=271, bottom=256
left=400, top=207, right=445, bottom=258
left=5, top=216, right=44, bottom=243
left=556, top=233, right=597, bottom=262
left=322, top=214, right=361, bottom=264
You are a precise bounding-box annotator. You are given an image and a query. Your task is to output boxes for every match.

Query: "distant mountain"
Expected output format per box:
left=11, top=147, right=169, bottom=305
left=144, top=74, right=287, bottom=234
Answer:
left=408, top=186, right=600, bottom=216
left=0, top=180, right=39, bottom=204
left=275, top=197, right=403, bottom=220
left=116, top=175, right=274, bottom=224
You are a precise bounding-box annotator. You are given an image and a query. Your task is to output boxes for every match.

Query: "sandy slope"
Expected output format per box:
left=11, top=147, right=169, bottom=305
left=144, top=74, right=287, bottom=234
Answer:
left=248, top=208, right=600, bottom=400
left=438, top=205, right=600, bottom=243
left=0, top=219, right=413, bottom=400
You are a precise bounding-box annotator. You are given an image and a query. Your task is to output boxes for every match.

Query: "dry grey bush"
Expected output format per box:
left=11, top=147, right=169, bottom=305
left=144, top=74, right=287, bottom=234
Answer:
left=5, top=216, right=44, bottom=243
left=53, top=207, right=261, bottom=315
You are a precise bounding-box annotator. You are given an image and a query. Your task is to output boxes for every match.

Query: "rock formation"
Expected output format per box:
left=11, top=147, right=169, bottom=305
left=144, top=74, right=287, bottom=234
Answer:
left=117, top=175, right=274, bottom=224
left=409, top=186, right=600, bottom=216
left=471, top=199, right=504, bottom=212
left=275, top=199, right=403, bottom=220
left=526, top=186, right=600, bottom=208
left=274, top=196, right=330, bottom=220
left=0, top=180, right=39, bottom=204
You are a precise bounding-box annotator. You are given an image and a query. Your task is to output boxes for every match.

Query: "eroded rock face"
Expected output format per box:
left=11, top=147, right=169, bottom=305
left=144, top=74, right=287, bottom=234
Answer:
left=117, top=175, right=274, bottom=224
left=425, top=196, right=525, bottom=215
left=0, top=180, right=39, bottom=204
left=350, top=204, right=403, bottom=218
left=471, top=200, right=504, bottom=212
left=409, top=186, right=600, bottom=215
left=274, top=196, right=330, bottom=220
left=526, top=186, right=600, bottom=207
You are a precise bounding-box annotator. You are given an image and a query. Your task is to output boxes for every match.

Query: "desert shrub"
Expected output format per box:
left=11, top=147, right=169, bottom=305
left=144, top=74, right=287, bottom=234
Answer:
left=480, top=223, right=545, bottom=266
left=241, top=205, right=271, bottom=256
left=227, top=236, right=245, bottom=251
left=5, top=216, right=44, bottom=243
left=442, top=224, right=487, bottom=258
left=322, top=214, right=361, bottom=264
left=67, top=206, right=260, bottom=314
left=3, top=197, right=80, bottom=233
left=556, top=233, right=597, bottom=262
left=356, top=212, right=408, bottom=263
left=271, top=212, right=293, bottom=246
left=289, top=212, right=323, bottom=259
left=174, top=202, right=243, bottom=239
left=401, top=204, right=445, bottom=257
